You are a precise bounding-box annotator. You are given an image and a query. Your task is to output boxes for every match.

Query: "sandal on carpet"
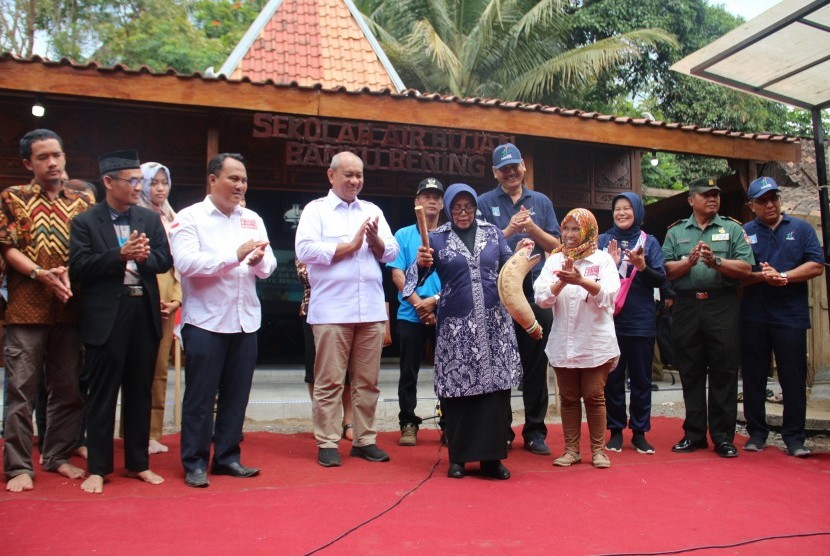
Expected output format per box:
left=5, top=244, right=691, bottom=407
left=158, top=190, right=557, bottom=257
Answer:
left=342, top=423, right=354, bottom=441
left=553, top=451, right=581, bottom=467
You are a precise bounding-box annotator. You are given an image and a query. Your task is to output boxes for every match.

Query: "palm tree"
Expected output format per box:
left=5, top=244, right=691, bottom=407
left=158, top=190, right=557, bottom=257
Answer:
left=356, top=0, right=676, bottom=106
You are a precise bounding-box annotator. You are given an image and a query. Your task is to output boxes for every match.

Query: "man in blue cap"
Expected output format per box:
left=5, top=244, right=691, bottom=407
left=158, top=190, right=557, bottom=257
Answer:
left=477, top=143, right=561, bottom=455
left=740, top=177, right=823, bottom=457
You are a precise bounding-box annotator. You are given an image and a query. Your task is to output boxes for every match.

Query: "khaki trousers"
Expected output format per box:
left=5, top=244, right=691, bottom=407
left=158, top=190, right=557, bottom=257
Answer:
left=311, top=322, right=384, bottom=448
left=553, top=360, right=614, bottom=455
left=149, top=312, right=175, bottom=440
left=3, top=325, right=83, bottom=478
left=149, top=269, right=181, bottom=440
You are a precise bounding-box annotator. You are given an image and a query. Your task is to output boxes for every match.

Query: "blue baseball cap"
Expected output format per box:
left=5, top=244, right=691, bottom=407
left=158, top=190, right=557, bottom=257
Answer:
left=747, top=176, right=780, bottom=200
left=492, top=143, right=523, bottom=169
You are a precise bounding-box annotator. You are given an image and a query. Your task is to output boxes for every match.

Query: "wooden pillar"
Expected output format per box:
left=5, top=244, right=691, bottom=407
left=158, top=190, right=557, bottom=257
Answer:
left=206, top=125, right=219, bottom=194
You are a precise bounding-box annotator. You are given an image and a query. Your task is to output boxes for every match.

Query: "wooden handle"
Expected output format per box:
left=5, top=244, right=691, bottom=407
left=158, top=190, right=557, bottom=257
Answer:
left=415, top=206, right=429, bottom=248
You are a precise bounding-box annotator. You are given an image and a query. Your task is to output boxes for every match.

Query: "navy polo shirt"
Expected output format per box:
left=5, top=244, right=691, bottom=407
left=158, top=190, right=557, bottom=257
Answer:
left=741, top=214, right=823, bottom=329
left=476, top=184, right=560, bottom=283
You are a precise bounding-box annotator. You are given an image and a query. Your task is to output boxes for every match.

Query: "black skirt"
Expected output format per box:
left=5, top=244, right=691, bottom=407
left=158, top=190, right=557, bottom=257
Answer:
left=441, top=389, right=511, bottom=463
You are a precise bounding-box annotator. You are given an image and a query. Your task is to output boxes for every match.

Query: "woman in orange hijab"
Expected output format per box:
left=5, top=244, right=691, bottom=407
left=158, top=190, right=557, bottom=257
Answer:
left=534, top=209, right=620, bottom=469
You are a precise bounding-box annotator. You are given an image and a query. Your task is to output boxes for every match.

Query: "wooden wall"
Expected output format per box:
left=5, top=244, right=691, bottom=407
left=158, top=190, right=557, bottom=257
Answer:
left=805, top=214, right=829, bottom=386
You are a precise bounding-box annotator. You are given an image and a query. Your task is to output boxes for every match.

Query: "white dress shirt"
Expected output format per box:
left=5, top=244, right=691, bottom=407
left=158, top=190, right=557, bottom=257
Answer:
left=170, top=196, right=276, bottom=333
left=295, top=189, right=398, bottom=325
left=534, top=250, right=620, bottom=368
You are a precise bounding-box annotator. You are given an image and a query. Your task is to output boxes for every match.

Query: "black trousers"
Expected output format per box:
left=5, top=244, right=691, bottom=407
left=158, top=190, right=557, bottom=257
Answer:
left=671, top=294, right=740, bottom=445
left=396, top=319, right=434, bottom=428
left=180, top=325, right=257, bottom=473
left=511, top=302, right=552, bottom=442
left=85, top=296, right=157, bottom=476
left=606, top=335, right=654, bottom=432
left=741, top=322, right=808, bottom=449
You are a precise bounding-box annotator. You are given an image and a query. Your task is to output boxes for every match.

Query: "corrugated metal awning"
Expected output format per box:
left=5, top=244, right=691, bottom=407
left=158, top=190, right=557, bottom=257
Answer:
left=671, top=0, right=830, bottom=110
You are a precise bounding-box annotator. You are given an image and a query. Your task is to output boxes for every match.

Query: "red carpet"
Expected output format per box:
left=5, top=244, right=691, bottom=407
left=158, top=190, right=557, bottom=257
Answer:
left=2, top=417, right=829, bottom=555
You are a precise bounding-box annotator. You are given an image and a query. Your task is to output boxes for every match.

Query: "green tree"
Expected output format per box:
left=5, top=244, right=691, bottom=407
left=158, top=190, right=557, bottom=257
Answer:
left=355, top=0, right=676, bottom=105
left=94, top=2, right=224, bottom=72
left=0, top=0, right=266, bottom=72
left=568, top=0, right=808, bottom=190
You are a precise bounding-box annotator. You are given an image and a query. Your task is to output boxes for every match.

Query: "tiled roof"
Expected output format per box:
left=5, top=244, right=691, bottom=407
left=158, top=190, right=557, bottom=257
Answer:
left=222, top=0, right=402, bottom=91
left=763, top=138, right=828, bottom=217
left=0, top=53, right=801, bottom=156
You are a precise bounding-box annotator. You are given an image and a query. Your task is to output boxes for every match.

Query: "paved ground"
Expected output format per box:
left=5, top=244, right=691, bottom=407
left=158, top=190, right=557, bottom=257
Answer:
left=156, top=363, right=830, bottom=452
left=3, top=363, right=827, bottom=452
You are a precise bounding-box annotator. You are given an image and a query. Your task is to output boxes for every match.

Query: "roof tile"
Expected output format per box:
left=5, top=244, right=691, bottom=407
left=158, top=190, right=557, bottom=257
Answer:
left=0, top=53, right=801, bottom=149
left=228, top=0, right=395, bottom=90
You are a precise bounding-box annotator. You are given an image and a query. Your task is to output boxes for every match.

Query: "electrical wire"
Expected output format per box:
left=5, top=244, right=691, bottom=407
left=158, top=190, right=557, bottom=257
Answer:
left=303, top=420, right=445, bottom=555
left=593, top=531, right=830, bottom=556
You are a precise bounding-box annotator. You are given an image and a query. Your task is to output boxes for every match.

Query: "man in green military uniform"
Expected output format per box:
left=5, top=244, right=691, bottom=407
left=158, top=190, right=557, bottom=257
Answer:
left=662, top=178, right=754, bottom=458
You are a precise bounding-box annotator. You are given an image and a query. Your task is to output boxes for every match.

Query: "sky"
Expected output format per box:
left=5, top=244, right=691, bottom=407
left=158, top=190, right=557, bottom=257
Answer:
left=712, top=0, right=784, bottom=20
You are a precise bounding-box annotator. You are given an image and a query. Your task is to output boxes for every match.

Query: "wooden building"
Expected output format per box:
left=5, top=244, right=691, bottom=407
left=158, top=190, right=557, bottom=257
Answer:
left=0, top=53, right=801, bottom=362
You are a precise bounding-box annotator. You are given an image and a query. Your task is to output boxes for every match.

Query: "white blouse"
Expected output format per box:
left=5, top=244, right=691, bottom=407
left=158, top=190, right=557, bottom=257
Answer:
left=533, top=249, right=621, bottom=369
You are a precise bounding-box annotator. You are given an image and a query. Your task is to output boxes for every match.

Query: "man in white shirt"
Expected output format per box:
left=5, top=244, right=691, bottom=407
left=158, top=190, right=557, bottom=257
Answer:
left=295, top=151, right=399, bottom=467
left=171, top=153, right=276, bottom=488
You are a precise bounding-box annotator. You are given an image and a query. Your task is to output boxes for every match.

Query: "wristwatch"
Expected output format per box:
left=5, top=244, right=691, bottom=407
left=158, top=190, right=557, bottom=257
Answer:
left=29, top=266, right=41, bottom=279
left=780, top=272, right=789, bottom=280
left=713, top=256, right=722, bottom=267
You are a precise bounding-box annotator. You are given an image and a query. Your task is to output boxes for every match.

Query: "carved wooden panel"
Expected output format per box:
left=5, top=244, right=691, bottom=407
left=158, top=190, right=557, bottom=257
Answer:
left=595, top=147, right=633, bottom=192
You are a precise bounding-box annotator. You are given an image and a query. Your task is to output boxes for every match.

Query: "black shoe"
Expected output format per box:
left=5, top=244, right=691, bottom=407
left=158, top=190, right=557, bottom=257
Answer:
left=787, top=445, right=811, bottom=458
left=672, top=437, right=708, bottom=453
left=318, top=448, right=341, bottom=467
left=480, top=460, right=510, bottom=480
left=714, top=442, right=738, bottom=458
left=185, top=469, right=209, bottom=488
left=606, top=430, right=623, bottom=452
left=632, top=432, right=655, bottom=454
left=447, top=462, right=465, bottom=479
left=210, top=461, right=260, bottom=478
left=349, top=444, right=390, bottom=462
left=524, top=438, right=551, bottom=455
left=651, top=383, right=660, bottom=391
left=743, top=437, right=766, bottom=452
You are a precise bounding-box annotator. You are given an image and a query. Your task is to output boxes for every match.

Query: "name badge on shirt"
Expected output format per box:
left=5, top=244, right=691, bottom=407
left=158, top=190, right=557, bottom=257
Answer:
left=711, top=233, right=729, bottom=241
left=240, top=218, right=258, bottom=230
left=490, top=207, right=501, bottom=217
left=584, top=265, right=600, bottom=277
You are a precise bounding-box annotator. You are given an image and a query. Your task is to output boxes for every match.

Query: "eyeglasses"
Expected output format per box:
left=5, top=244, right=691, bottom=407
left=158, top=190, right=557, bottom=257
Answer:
left=450, top=204, right=476, bottom=215
left=109, top=176, right=142, bottom=187
left=752, top=193, right=780, bottom=205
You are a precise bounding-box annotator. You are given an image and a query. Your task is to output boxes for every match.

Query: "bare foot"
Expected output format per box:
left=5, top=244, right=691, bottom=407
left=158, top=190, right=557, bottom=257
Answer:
left=6, top=474, right=34, bottom=492
left=74, top=446, right=88, bottom=459
left=148, top=440, right=169, bottom=454
left=126, top=469, right=164, bottom=485
left=56, top=462, right=86, bottom=480
left=81, top=474, right=104, bottom=494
